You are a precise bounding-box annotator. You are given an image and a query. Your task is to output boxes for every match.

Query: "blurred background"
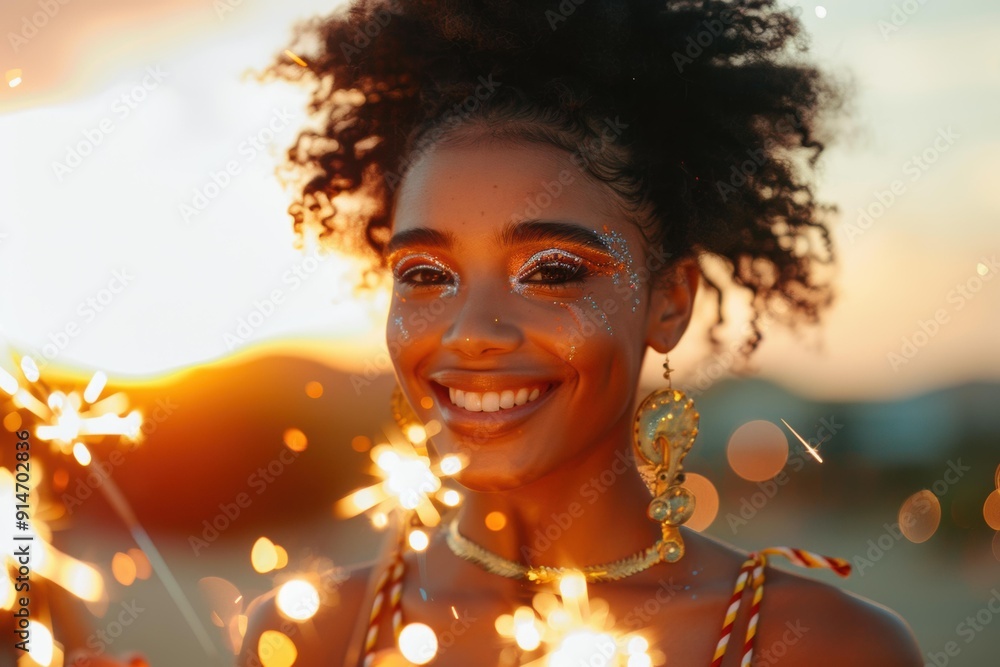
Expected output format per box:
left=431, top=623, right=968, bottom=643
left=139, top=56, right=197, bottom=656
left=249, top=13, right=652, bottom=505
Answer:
left=0, top=0, right=998, bottom=665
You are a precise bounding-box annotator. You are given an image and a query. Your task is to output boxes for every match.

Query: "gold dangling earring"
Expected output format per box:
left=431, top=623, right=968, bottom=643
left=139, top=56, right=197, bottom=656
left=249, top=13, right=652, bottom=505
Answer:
left=632, top=355, right=699, bottom=562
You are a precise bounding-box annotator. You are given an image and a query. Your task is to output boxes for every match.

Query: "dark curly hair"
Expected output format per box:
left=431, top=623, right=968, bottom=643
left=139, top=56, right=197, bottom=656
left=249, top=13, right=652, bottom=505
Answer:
left=258, top=0, right=846, bottom=355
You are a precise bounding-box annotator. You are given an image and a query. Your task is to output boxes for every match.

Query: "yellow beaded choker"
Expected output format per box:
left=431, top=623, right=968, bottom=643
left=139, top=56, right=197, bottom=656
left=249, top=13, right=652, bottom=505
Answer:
left=445, top=519, right=667, bottom=584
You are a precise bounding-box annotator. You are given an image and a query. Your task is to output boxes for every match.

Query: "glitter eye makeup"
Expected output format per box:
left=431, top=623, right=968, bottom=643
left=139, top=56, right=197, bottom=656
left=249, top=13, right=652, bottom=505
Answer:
left=391, top=254, right=460, bottom=298
left=597, top=228, right=642, bottom=312
left=510, top=248, right=589, bottom=292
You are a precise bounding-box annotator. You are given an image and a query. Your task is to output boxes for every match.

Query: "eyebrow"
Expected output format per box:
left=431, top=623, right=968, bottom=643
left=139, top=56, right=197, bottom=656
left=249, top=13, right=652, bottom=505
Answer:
left=496, top=219, right=613, bottom=254
left=385, top=227, right=456, bottom=257
left=385, top=219, right=613, bottom=258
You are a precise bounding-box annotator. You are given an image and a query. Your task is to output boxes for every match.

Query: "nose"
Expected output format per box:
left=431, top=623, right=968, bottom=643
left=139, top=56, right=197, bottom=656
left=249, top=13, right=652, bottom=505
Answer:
left=441, top=286, right=524, bottom=357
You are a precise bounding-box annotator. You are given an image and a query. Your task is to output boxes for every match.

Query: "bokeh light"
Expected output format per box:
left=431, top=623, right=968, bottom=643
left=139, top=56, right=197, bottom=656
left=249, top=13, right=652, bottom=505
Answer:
left=112, top=551, right=137, bottom=586
left=3, top=411, right=21, bottom=431
left=5, top=68, right=22, bottom=88
left=128, top=548, right=152, bottom=580
left=408, top=529, right=430, bottom=552
left=485, top=511, right=507, bottom=531
left=282, top=427, right=308, bottom=453
left=683, top=472, right=719, bottom=532
left=398, top=623, right=438, bottom=665
left=276, top=579, right=320, bottom=621
left=983, top=490, right=1000, bottom=530
left=727, top=420, right=789, bottom=482
left=258, top=630, right=297, bottom=667
left=351, top=435, right=372, bottom=452
left=440, top=489, right=461, bottom=507
left=898, top=490, right=941, bottom=543
left=251, top=537, right=279, bottom=574
left=304, top=381, right=323, bottom=398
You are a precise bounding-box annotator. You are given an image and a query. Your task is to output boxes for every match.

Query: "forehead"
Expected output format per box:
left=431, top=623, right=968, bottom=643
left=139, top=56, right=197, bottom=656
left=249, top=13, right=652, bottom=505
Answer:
left=391, top=141, right=632, bottom=241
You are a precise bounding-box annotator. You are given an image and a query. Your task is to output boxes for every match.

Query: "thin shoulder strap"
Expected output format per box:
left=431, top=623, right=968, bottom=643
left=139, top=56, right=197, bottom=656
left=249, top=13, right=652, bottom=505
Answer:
left=711, top=547, right=851, bottom=667
left=346, top=529, right=407, bottom=667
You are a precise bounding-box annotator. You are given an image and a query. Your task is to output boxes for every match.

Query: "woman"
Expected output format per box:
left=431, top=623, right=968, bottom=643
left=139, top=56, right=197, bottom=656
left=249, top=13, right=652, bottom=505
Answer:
left=240, top=1, right=923, bottom=664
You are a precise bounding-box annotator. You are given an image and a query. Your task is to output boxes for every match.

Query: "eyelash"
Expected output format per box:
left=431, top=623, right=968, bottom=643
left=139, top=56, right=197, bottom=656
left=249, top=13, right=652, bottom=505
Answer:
left=395, top=263, right=454, bottom=286
left=515, top=250, right=590, bottom=288
left=391, top=249, right=598, bottom=292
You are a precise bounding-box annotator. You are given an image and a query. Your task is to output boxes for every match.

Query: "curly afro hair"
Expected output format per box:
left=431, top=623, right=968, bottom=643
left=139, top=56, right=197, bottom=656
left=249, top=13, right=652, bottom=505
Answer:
left=259, top=0, right=846, bottom=355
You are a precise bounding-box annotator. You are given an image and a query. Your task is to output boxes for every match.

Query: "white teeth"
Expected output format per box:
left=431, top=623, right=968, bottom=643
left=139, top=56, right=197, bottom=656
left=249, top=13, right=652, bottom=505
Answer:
left=499, top=390, right=515, bottom=409
left=514, top=388, right=528, bottom=406
left=482, top=392, right=500, bottom=412
left=446, top=385, right=548, bottom=411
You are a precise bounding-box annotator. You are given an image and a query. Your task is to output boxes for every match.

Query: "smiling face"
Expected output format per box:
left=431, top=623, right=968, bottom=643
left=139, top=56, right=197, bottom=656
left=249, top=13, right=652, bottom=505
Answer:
left=386, top=138, right=690, bottom=492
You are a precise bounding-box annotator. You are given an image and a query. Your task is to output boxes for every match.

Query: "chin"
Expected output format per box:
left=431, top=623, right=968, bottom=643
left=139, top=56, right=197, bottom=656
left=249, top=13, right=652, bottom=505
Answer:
left=433, top=435, right=552, bottom=493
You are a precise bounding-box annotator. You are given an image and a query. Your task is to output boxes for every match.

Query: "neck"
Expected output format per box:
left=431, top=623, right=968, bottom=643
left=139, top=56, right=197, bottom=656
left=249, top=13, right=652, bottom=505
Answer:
left=454, top=418, right=660, bottom=570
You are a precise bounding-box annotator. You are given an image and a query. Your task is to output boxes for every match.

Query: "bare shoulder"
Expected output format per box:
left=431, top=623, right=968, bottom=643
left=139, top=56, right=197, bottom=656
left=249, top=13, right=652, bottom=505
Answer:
left=236, top=561, right=375, bottom=667
left=757, top=565, right=923, bottom=667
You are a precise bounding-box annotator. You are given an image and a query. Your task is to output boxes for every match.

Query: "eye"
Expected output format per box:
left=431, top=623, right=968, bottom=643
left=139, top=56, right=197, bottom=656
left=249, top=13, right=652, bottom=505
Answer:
left=396, top=264, right=453, bottom=286
left=517, top=250, right=590, bottom=286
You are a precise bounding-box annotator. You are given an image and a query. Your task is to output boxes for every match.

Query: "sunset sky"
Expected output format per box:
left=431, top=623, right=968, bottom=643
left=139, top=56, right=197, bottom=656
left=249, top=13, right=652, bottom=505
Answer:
left=1, top=0, right=997, bottom=400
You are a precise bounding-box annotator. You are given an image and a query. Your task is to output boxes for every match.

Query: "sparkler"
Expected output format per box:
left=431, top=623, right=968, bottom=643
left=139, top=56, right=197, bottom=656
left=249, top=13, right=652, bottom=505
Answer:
left=1, top=355, right=217, bottom=658
left=334, top=421, right=463, bottom=530
left=779, top=418, right=825, bottom=463
left=495, top=572, right=657, bottom=666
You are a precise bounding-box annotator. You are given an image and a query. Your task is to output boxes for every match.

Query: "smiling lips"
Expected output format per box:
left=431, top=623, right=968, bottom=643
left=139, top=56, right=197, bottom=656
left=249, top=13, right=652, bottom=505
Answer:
left=445, top=385, right=548, bottom=412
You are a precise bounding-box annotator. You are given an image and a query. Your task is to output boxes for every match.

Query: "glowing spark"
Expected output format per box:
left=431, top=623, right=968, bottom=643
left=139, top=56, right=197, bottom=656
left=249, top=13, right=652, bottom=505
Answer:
left=780, top=419, right=824, bottom=462
left=284, top=50, right=308, bottom=67
left=408, top=529, right=430, bottom=552
left=72, top=442, right=92, bottom=466
left=27, top=621, right=54, bottom=665
left=1, top=357, right=215, bottom=657
left=83, top=370, right=108, bottom=403
left=451, top=605, right=458, bottom=620
left=276, top=580, right=320, bottom=621
left=496, top=577, right=651, bottom=666
left=440, top=454, right=462, bottom=475
left=398, top=623, right=437, bottom=664
left=0, top=367, right=18, bottom=395
left=5, top=69, right=22, bottom=88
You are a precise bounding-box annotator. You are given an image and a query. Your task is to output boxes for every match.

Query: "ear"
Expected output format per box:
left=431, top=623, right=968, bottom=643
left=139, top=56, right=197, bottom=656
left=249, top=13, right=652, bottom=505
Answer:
left=645, top=258, right=700, bottom=353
